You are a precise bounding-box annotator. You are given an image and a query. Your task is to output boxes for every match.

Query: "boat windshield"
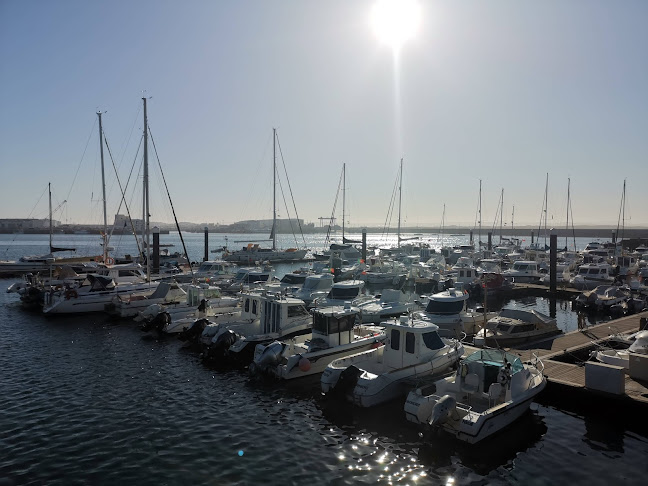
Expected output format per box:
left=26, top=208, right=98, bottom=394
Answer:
left=281, top=274, right=307, bottom=285
left=425, top=299, right=464, bottom=315
left=330, top=286, right=361, bottom=299
left=464, top=349, right=524, bottom=373
left=422, top=331, right=445, bottom=350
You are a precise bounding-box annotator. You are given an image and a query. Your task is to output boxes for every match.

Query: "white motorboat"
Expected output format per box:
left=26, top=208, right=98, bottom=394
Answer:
left=223, top=244, right=308, bottom=264
left=249, top=305, right=386, bottom=380
left=502, top=261, right=541, bottom=283
left=220, top=266, right=274, bottom=293
left=192, top=260, right=237, bottom=283
left=106, top=281, right=187, bottom=318
left=574, top=285, right=629, bottom=311
left=404, top=349, right=546, bottom=444
left=474, top=308, right=560, bottom=348
left=355, top=289, right=419, bottom=323
left=134, top=284, right=238, bottom=325
left=321, top=316, right=464, bottom=407
left=202, top=293, right=313, bottom=365
left=569, top=263, right=615, bottom=290
left=413, top=284, right=496, bottom=338
left=593, top=330, right=648, bottom=369
left=311, top=280, right=366, bottom=308
left=293, top=273, right=335, bottom=306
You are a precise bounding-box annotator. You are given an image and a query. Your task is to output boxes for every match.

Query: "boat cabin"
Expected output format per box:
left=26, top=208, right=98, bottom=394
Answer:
left=576, top=263, right=611, bottom=278
left=194, top=261, right=234, bottom=277
left=310, top=305, right=361, bottom=348
left=259, top=295, right=310, bottom=334
left=383, top=317, right=449, bottom=369
left=424, top=286, right=468, bottom=315
left=327, top=280, right=365, bottom=300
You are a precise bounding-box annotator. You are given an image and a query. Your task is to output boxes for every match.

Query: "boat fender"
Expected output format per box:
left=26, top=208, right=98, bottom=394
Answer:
left=64, top=289, right=78, bottom=300
left=298, top=356, right=311, bottom=372
left=497, top=363, right=512, bottom=386
left=429, top=394, right=457, bottom=426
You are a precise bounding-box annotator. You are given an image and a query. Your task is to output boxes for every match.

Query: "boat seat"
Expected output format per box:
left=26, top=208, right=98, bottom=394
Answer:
left=461, top=373, right=479, bottom=396
left=487, top=382, right=503, bottom=407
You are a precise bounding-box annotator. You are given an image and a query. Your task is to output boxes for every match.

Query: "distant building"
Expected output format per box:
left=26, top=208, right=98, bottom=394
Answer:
left=231, top=219, right=309, bottom=233
left=0, top=218, right=57, bottom=232
left=113, top=214, right=143, bottom=233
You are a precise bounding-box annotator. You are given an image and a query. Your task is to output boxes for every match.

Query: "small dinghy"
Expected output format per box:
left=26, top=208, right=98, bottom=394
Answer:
left=321, top=316, right=464, bottom=407
left=404, top=349, right=546, bottom=444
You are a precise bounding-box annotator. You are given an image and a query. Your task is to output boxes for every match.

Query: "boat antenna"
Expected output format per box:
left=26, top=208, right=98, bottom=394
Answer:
left=272, top=127, right=277, bottom=251
left=397, top=158, right=403, bottom=249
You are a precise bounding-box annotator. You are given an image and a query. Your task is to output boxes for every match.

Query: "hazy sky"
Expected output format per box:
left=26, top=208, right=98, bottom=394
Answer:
left=1, top=0, right=646, bottom=229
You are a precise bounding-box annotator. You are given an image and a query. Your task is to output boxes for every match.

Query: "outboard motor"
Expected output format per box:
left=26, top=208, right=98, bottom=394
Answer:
left=252, top=341, right=285, bottom=375
left=140, top=311, right=170, bottom=333
left=203, top=328, right=240, bottom=363
left=429, top=394, right=457, bottom=426
left=330, top=365, right=362, bottom=397
left=178, top=318, right=210, bottom=342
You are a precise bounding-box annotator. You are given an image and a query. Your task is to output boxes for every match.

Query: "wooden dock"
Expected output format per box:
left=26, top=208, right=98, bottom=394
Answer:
left=509, top=311, right=648, bottom=408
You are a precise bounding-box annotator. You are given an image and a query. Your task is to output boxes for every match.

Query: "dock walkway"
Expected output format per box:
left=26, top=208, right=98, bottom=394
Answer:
left=510, top=311, right=648, bottom=407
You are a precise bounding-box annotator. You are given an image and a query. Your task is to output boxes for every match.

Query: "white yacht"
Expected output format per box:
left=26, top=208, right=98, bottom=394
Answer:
left=192, top=260, right=237, bottom=283
left=249, top=305, right=386, bottom=380
left=321, top=316, right=464, bottom=407
left=473, top=308, right=560, bottom=348
left=220, top=266, right=274, bottom=293
left=42, top=264, right=158, bottom=315
left=574, top=285, right=629, bottom=311
left=404, top=349, right=546, bottom=443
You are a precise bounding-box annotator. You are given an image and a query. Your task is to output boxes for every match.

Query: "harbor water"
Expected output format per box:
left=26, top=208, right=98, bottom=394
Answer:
left=1, top=233, right=646, bottom=485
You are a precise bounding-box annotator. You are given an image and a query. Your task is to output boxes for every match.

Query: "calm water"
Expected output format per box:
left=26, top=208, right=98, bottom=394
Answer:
left=1, top=234, right=646, bottom=485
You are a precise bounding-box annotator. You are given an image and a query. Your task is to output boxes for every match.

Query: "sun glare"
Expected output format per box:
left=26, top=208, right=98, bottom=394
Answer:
left=371, top=0, right=421, bottom=50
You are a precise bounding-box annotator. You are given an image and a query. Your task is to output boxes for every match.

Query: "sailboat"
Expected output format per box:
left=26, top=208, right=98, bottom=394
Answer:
left=0, top=184, right=82, bottom=277
left=223, top=129, right=308, bottom=264
left=312, top=163, right=363, bottom=263
left=42, top=101, right=159, bottom=314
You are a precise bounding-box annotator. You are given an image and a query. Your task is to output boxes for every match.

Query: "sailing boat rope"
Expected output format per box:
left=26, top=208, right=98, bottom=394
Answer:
left=275, top=135, right=307, bottom=248
left=380, top=168, right=400, bottom=241
left=102, top=131, right=143, bottom=258
left=148, top=127, right=193, bottom=279
left=324, top=167, right=344, bottom=248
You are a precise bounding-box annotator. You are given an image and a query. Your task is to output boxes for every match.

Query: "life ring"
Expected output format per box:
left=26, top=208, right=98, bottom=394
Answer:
left=105, top=257, right=115, bottom=265
left=65, top=289, right=78, bottom=300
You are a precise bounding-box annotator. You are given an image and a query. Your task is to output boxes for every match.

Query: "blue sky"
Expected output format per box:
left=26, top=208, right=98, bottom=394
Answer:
left=1, top=0, right=646, bottom=228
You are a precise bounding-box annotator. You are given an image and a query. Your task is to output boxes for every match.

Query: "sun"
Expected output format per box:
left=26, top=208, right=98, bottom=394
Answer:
left=371, top=0, right=421, bottom=50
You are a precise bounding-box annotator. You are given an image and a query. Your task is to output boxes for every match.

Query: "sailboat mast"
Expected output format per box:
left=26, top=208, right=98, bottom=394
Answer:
left=566, top=178, right=570, bottom=250
left=142, top=97, right=150, bottom=281
left=441, top=203, right=446, bottom=248
left=397, top=158, right=403, bottom=249
left=478, top=179, right=482, bottom=249
left=543, top=173, right=548, bottom=248
left=500, top=188, right=504, bottom=244
left=342, top=163, right=346, bottom=241
left=511, top=205, right=515, bottom=235
left=272, top=128, right=277, bottom=251
left=97, top=111, right=108, bottom=263
left=48, top=182, right=53, bottom=252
